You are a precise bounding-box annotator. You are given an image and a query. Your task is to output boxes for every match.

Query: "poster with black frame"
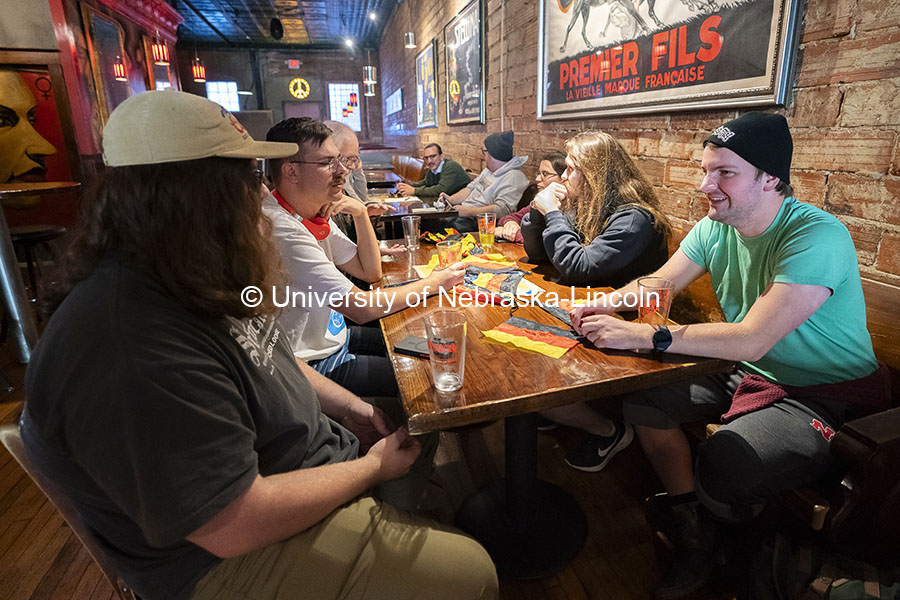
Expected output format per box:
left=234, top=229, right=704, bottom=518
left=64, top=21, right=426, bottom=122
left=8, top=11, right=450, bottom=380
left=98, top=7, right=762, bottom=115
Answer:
left=444, top=0, right=484, bottom=124
left=537, top=0, right=802, bottom=120
left=416, top=39, right=437, bottom=128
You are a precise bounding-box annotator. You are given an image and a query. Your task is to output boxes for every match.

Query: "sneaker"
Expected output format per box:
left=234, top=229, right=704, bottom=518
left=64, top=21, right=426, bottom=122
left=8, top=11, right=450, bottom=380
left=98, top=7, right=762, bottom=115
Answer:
left=564, top=419, right=634, bottom=472
left=536, top=416, right=559, bottom=431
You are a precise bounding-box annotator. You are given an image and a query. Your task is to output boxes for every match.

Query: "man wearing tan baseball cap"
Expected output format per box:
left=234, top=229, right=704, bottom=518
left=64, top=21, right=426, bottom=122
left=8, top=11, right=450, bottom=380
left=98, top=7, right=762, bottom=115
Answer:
left=22, top=90, right=498, bottom=600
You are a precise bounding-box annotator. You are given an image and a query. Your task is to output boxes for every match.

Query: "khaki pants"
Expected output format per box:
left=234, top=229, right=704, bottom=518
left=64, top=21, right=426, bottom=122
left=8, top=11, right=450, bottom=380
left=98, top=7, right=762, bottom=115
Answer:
left=190, top=497, right=498, bottom=600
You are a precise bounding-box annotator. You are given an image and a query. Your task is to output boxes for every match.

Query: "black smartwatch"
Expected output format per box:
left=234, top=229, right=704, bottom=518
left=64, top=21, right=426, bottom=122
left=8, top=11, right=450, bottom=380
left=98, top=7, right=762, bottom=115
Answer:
left=652, top=325, right=672, bottom=353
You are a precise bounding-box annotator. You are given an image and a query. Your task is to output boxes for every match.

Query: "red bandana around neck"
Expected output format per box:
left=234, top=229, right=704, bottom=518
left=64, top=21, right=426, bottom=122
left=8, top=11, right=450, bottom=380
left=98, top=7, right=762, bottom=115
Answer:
left=273, top=189, right=331, bottom=241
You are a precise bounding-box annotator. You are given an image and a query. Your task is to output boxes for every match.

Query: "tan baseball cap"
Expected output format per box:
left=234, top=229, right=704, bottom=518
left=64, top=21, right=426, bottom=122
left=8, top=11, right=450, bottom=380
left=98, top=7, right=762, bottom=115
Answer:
left=102, top=90, right=298, bottom=167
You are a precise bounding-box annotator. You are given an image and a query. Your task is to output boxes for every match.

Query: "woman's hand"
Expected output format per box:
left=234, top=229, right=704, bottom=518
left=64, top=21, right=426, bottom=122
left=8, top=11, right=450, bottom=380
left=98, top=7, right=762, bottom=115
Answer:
left=496, top=221, right=521, bottom=241
left=531, top=182, right=566, bottom=215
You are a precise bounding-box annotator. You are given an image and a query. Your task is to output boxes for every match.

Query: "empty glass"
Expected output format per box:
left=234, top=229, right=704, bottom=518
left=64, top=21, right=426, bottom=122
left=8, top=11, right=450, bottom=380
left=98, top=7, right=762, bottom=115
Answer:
left=401, top=215, right=420, bottom=251
left=424, top=311, right=467, bottom=392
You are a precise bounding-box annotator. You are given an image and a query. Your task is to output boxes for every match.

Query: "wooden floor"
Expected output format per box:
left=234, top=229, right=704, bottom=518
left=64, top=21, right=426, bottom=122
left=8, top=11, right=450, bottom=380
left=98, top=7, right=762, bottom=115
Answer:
left=0, top=333, right=741, bottom=600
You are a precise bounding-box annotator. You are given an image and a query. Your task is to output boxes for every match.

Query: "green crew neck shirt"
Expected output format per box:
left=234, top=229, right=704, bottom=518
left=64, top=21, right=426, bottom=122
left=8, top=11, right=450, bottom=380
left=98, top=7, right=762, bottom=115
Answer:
left=680, top=196, right=877, bottom=386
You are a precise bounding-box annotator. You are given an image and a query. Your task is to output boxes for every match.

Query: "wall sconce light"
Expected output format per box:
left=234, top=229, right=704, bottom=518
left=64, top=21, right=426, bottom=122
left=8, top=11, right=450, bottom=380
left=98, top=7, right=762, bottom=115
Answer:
left=363, top=82, right=375, bottom=97
left=113, top=57, right=128, bottom=81
left=151, top=36, right=169, bottom=66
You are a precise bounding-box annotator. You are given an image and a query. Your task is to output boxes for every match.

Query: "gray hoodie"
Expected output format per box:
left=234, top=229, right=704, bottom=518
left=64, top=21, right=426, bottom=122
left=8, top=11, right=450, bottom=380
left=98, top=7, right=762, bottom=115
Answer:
left=463, top=155, right=529, bottom=218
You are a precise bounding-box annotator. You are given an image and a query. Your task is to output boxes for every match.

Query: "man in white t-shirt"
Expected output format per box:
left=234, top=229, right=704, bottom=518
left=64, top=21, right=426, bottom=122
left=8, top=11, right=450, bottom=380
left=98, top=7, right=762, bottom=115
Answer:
left=263, top=118, right=464, bottom=397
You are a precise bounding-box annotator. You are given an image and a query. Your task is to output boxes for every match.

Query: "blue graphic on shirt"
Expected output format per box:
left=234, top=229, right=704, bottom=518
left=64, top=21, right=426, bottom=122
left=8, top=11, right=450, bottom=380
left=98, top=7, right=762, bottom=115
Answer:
left=327, top=310, right=346, bottom=336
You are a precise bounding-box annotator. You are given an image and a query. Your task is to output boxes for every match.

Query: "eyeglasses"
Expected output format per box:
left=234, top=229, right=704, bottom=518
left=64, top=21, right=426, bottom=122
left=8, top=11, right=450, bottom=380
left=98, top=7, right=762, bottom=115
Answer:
left=343, top=155, right=361, bottom=169
left=253, top=168, right=264, bottom=183
left=290, top=156, right=348, bottom=172
left=537, top=171, right=559, bottom=180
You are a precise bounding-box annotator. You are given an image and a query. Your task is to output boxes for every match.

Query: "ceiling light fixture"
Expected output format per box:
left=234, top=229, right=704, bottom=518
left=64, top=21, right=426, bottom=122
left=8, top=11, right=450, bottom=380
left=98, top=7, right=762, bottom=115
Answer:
left=363, top=48, right=377, bottom=85
left=345, top=38, right=354, bottom=48
left=151, top=34, right=169, bottom=65
left=191, top=56, right=206, bottom=83
left=369, top=12, right=377, bottom=21
left=404, top=0, right=417, bottom=48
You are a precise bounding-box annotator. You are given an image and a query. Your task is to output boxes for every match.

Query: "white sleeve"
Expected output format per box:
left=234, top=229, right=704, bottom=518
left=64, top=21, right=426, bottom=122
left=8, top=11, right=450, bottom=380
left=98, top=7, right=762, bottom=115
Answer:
left=327, top=219, right=359, bottom=266
left=268, top=214, right=354, bottom=308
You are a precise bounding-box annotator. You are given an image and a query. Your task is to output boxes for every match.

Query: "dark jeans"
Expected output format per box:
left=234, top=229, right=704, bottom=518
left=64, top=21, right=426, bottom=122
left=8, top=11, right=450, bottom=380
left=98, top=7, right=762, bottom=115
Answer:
left=312, top=326, right=399, bottom=398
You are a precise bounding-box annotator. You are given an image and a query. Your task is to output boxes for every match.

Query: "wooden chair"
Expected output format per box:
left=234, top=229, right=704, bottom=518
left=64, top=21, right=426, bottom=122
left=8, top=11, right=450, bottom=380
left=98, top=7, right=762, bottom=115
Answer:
left=0, top=424, right=139, bottom=600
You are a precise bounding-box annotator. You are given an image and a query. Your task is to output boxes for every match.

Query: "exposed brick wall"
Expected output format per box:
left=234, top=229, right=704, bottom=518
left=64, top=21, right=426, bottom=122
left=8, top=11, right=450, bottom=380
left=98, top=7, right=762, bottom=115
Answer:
left=379, top=0, right=900, bottom=283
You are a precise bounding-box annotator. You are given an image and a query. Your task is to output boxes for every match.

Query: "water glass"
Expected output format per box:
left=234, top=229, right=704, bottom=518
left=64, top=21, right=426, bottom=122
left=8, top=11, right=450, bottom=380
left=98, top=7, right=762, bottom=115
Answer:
left=424, top=311, right=467, bottom=392
left=401, top=215, right=420, bottom=251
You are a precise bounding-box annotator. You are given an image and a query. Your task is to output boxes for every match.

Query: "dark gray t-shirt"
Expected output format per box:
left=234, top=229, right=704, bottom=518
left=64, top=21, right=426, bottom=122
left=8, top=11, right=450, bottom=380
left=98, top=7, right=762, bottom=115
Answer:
left=22, top=261, right=358, bottom=600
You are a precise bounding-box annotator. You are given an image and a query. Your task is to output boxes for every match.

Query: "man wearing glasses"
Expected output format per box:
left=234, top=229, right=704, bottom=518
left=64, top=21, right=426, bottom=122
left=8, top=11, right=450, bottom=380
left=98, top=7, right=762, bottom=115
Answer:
left=397, top=143, right=469, bottom=198
left=263, top=117, right=463, bottom=403
left=324, top=120, right=369, bottom=203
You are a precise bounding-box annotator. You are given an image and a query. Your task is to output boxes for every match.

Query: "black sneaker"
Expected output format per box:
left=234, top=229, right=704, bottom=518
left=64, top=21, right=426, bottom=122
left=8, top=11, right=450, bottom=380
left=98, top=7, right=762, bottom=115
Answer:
left=536, top=416, right=559, bottom=431
left=564, top=419, right=634, bottom=472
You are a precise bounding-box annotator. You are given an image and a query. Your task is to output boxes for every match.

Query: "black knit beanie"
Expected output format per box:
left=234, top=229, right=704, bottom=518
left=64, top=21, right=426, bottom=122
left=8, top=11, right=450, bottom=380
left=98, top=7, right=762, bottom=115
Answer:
left=704, top=112, right=792, bottom=184
left=484, top=130, right=514, bottom=162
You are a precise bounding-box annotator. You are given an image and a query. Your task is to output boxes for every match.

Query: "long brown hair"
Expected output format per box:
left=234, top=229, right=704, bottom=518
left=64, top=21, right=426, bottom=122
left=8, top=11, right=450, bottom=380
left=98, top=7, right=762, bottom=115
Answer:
left=48, top=157, right=286, bottom=319
left=564, top=131, right=671, bottom=245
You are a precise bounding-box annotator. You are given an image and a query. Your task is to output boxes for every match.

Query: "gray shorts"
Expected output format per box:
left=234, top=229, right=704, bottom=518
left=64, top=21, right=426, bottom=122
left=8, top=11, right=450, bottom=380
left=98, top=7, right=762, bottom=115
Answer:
left=621, top=368, right=847, bottom=519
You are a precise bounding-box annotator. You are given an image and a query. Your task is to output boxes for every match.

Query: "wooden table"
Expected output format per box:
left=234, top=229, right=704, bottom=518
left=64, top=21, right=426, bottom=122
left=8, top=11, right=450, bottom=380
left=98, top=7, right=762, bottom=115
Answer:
left=365, top=169, right=402, bottom=189
left=369, top=196, right=458, bottom=239
left=377, top=242, right=731, bottom=577
left=0, top=182, right=80, bottom=364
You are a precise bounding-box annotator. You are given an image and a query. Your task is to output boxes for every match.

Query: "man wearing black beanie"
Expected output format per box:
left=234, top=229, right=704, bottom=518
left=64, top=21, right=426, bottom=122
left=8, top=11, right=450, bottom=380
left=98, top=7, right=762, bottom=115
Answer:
left=438, top=130, right=529, bottom=231
left=571, top=112, right=887, bottom=599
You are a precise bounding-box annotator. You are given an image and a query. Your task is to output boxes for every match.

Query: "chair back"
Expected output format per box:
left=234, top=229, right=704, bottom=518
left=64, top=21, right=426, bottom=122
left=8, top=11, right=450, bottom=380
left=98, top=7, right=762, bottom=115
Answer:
left=0, top=424, right=138, bottom=600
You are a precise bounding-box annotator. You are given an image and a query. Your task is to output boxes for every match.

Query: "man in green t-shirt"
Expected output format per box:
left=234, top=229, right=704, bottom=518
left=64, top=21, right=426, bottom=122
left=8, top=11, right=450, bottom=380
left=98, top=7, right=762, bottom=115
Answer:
left=571, top=112, right=888, bottom=600
left=397, top=142, right=470, bottom=198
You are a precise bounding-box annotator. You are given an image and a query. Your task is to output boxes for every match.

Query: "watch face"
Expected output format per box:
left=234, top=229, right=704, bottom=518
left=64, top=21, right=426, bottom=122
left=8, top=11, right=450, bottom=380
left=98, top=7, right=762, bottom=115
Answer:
left=653, top=327, right=672, bottom=352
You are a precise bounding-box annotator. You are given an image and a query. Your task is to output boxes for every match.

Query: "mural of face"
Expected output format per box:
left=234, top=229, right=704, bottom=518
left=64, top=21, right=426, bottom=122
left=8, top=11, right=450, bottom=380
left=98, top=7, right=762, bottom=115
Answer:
left=0, top=70, right=57, bottom=183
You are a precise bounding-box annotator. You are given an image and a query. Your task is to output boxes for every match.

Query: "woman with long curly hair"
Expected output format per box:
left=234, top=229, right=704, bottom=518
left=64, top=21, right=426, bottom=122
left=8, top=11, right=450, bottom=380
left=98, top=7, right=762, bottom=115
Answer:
left=522, top=130, right=671, bottom=288
left=524, top=131, right=672, bottom=472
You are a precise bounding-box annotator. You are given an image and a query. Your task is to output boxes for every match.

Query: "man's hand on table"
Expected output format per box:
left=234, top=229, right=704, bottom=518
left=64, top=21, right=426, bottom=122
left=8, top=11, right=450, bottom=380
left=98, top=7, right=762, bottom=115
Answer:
left=570, top=299, right=617, bottom=333
left=397, top=182, right=415, bottom=196
left=380, top=243, right=406, bottom=256
left=577, top=315, right=654, bottom=351
left=341, top=400, right=393, bottom=450
left=365, top=428, right=422, bottom=481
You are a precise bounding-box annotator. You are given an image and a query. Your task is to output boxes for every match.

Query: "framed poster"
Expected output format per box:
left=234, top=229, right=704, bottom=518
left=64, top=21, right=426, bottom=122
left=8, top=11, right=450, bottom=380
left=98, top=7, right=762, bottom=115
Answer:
left=415, top=39, right=437, bottom=128
left=81, top=4, right=130, bottom=124
left=444, top=0, right=484, bottom=125
left=537, top=0, right=802, bottom=120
